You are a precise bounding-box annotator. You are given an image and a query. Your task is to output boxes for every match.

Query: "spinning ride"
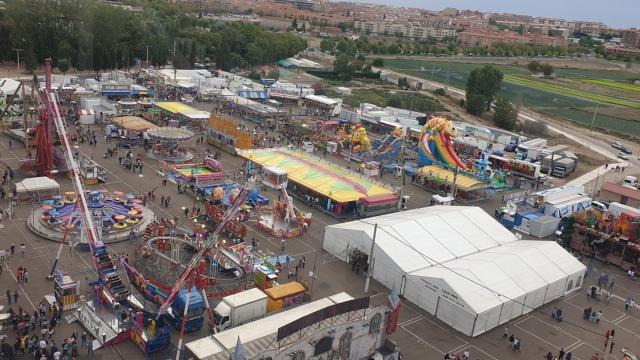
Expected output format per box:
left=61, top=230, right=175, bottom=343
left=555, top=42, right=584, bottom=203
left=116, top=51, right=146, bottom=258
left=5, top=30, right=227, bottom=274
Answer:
left=30, top=190, right=152, bottom=243
left=146, top=127, right=195, bottom=162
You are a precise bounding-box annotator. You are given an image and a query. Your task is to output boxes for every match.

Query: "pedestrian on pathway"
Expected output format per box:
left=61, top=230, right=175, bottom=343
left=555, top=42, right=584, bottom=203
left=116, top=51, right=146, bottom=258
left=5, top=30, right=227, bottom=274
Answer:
left=87, top=337, right=93, bottom=355
left=6, top=289, right=11, bottom=305
left=462, top=349, right=469, bottom=360
left=13, top=289, right=18, bottom=304
left=503, top=326, right=509, bottom=340
left=23, top=269, right=28, bottom=284
left=559, top=348, right=565, bottom=360
left=184, top=207, right=189, bottom=217
left=20, top=243, right=25, bottom=257
left=566, top=351, right=572, bottom=360
left=281, top=239, right=286, bottom=252
left=10, top=243, right=15, bottom=256
left=625, top=298, right=631, bottom=311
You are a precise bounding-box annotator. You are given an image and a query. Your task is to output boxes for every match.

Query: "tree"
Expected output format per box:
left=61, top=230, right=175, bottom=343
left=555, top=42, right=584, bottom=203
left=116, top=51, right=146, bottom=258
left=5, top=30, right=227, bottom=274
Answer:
left=466, top=65, right=503, bottom=111
left=291, top=18, right=298, bottom=30
left=398, top=77, right=410, bottom=89
left=58, top=58, right=70, bottom=74
left=540, top=63, right=554, bottom=78
left=24, top=48, right=37, bottom=74
left=386, top=94, right=402, bottom=107
left=527, top=60, right=541, bottom=73
left=372, top=58, right=384, bottom=67
left=465, top=93, right=486, bottom=115
left=311, top=81, right=325, bottom=95
left=492, top=98, right=518, bottom=130
left=333, top=54, right=355, bottom=80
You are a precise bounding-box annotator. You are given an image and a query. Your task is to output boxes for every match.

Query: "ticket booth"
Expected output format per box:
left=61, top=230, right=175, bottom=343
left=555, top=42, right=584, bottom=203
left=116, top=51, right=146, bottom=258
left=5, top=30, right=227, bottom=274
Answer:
left=54, top=270, right=79, bottom=311
left=262, top=166, right=288, bottom=189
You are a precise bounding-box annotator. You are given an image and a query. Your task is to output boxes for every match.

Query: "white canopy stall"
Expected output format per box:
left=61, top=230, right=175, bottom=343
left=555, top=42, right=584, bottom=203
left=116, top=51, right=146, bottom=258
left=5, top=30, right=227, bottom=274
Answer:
left=323, top=206, right=586, bottom=336
left=15, top=177, right=60, bottom=203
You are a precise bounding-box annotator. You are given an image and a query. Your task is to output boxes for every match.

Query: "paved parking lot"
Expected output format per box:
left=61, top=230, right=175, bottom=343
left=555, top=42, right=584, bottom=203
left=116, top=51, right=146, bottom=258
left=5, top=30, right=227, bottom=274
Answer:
left=0, top=114, right=638, bottom=359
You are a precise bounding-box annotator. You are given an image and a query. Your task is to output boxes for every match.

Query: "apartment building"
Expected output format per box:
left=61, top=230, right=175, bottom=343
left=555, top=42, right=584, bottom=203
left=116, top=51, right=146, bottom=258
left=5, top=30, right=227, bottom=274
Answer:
left=354, top=20, right=457, bottom=40
left=621, top=29, right=640, bottom=48
left=459, top=31, right=569, bottom=47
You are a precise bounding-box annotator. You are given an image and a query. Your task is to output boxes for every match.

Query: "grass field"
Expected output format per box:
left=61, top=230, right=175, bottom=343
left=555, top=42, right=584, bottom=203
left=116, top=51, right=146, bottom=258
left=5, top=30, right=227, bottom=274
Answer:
left=504, top=75, right=640, bottom=108
left=583, top=79, right=640, bottom=93
left=325, top=88, right=445, bottom=113
left=383, top=58, right=640, bottom=137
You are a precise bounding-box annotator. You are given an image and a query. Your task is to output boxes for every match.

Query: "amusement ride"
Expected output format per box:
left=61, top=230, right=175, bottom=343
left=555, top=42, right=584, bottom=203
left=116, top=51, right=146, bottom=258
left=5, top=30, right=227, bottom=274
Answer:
left=23, top=58, right=263, bottom=359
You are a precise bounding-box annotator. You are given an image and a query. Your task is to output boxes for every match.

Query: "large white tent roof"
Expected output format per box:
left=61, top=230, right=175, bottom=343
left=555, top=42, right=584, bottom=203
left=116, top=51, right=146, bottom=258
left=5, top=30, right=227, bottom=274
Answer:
left=412, top=240, right=582, bottom=313
left=328, top=206, right=517, bottom=273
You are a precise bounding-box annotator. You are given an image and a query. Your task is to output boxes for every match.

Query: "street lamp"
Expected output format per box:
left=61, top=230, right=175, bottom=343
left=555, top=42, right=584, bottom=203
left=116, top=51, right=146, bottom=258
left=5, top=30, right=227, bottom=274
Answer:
left=138, top=174, right=144, bottom=195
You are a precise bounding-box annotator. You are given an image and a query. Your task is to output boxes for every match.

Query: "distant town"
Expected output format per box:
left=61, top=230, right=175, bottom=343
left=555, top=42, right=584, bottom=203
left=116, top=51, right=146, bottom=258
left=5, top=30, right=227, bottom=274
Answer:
left=168, top=0, right=640, bottom=57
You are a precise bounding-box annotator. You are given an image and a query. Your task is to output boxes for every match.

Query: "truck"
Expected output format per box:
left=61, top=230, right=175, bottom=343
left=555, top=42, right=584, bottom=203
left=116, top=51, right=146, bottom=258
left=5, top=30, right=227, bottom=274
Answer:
left=166, top=289, right=206, bottom=333
left=608, top=202, right=640, bottom=218
left=516, top=138, right=548, bottom=160
left=213, top=288, right=268, bottom=331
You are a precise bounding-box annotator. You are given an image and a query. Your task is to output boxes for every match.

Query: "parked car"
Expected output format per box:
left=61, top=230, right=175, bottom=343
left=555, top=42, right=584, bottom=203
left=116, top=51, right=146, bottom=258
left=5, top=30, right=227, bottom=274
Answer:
left=618, top=152, right=630, bottom=160
left=621, top=147, right=633, bottom=155
left=611, top=141, right=624, bottom=150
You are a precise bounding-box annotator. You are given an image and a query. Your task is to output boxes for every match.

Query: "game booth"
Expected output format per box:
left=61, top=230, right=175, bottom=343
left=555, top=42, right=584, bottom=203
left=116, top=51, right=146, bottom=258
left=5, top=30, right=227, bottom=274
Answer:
left=239, top=148, right=401, bottom=218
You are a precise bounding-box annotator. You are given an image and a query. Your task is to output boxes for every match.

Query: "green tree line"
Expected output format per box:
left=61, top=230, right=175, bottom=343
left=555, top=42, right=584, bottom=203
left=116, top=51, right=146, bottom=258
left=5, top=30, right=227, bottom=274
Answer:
left=0, top=0, right=307, bottom=72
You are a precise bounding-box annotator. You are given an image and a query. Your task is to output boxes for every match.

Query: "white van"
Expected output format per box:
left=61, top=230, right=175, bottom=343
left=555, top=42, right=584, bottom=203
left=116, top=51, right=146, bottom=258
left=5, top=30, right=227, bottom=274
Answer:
left=591, top=201, right=608, bottom=213
left=623, top=176, right=638, bottom=189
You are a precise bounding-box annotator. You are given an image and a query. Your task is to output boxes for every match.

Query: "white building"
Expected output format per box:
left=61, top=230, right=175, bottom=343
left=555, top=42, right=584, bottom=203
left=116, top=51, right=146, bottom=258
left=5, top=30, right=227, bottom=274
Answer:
left=323, top=206, right=586, bottom=337
left=354, top=20, right=457, bottom=40
left=185, top=292, right=399, bottom=360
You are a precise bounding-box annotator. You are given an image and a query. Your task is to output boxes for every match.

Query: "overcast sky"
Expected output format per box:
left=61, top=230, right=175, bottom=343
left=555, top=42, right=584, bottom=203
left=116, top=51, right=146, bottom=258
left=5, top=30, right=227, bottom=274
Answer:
left=358, top=0, right=638, bottom=29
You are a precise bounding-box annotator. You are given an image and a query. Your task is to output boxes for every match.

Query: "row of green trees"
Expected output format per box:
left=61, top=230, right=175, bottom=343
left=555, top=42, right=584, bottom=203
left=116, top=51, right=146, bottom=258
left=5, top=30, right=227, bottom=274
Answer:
left=319, top=36, right=599, bottom=58
left=0, top=0, right=307, bottom=72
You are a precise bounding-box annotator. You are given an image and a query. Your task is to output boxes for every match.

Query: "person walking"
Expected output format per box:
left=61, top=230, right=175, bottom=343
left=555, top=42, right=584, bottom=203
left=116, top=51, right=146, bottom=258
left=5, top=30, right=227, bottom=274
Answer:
left=23, top=269, right=28, bottom=284
left=281, top=239, right=286, bottom=252
left=6, top=289, right=11, bottom=305
left=566, top=351, right=573, bottom=360
left=87, top=337, right=93, bottom=355
left=13, top=290, right=18, bottom=304
left=10, top=243, right=15, bottom=256
left=20, top=243, right=25, bottom=257
left=559, top=348, right=565, bottom=360
left=462, top=349, right=469, bottom=360
left=503, top=326, right=509, bottom=340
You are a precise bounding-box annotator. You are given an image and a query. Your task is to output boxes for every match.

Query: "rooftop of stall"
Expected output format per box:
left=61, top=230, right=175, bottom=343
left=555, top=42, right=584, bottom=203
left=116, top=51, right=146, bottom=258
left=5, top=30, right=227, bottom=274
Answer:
left=154, top=101, right=211, bottom=125
left=239, top=148, right=399, bottom=205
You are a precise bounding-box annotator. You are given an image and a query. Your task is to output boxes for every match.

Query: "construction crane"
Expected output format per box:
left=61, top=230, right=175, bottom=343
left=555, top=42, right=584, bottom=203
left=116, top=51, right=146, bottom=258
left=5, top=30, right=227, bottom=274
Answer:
left=40, top=58, right=129, bottom=301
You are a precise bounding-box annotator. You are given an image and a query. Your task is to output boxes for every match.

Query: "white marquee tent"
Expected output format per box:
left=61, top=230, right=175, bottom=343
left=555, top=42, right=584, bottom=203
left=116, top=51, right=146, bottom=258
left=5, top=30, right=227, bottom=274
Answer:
left=323, top=206, right=586, bottom=336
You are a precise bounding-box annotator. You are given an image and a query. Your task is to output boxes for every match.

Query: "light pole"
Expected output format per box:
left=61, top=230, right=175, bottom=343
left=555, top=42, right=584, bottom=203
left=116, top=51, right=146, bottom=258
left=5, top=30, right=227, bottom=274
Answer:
left=12, top=48, right=23, bottom=81
left=146, top=46, right=151, bottom=66
left=138, top=174, right=144, bottom=195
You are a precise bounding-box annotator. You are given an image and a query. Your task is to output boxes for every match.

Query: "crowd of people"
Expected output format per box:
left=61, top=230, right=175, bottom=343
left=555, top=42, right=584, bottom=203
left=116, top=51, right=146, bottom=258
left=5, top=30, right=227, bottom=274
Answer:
left=0, top=301, right=94, bottom=359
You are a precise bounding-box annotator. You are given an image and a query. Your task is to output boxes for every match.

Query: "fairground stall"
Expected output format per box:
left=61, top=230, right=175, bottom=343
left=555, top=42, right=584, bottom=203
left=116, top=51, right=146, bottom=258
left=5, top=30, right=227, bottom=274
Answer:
left=239, top=148, right=400, bottom=218
left=154, top=102, right=210, bottom=130
left=15, top=176, right=60, bottom=204
left=569, top=204, right=640, bottom=270
left=78, top=154, right=107, bottom=185
left=261, top=166, right=288, bottom=189
left=108, top=116, right=158, bottom=148
left=54, top=270, right=79, bottom=311
left=207, top=115, right=254, bottom=154
left=145, top=127, right=195, bottom=162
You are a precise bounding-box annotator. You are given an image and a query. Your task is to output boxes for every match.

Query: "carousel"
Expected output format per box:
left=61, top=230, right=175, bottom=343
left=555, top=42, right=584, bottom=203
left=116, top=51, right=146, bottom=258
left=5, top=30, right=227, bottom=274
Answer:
left=28, top=190, right=155, bottom=244
left=145, top=127, right=195, bottom=163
